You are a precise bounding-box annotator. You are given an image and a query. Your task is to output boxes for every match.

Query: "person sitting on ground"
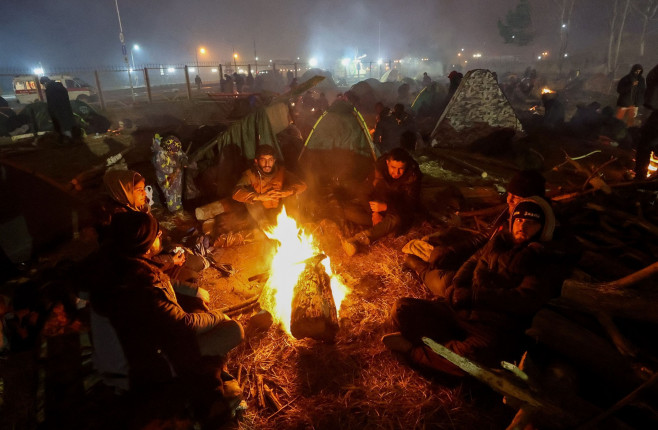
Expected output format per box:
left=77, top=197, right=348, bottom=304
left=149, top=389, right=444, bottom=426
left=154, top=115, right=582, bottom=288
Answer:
left=342, top=148, right=422, bottom=256
left=402, top=169, right=547, bottom=296
left=232, top=144, right=307, bottom=230
left=383, top=197, right=556, bottom=376
left=90, top=211, right=244, bottom=424
left=97, top=169, right=206, bottom=282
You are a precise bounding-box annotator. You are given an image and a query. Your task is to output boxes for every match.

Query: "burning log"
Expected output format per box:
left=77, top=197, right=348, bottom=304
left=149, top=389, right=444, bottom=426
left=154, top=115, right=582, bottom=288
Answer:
left=290, top=254, right=339, bottom=341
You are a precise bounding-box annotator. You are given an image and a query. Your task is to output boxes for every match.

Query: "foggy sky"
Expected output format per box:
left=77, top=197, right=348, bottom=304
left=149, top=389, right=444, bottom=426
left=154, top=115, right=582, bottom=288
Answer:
left=1, top=0, right=654, bottom=71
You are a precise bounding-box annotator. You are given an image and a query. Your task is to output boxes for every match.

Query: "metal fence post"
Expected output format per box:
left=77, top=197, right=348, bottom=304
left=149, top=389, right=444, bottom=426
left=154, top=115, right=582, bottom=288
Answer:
left=144, top=68, right=152, bottom=103
left=184, top=65, right=192, bottom=100
left=219, top=64, right=223, bottom=82
left=94, top=70, right=105, bottom=110
left=294, top=62, right=298, bottom=78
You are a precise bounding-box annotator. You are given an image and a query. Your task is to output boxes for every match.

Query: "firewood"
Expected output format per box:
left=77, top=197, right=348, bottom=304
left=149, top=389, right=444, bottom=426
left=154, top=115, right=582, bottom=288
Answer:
left=263, top=383, right=284, bottom=411
left=421, top=338, right=632, bottom=430
left=586, top=203, right=658, bottom=237
left=596, top=312, right=639, bottom=359
left=526, top=309, right=642, bottom=391
left=290, top=255, right=339, bottom=341
left=561, top=261, right=658, bottom=323
left=256, top=374, right=266, bottom=409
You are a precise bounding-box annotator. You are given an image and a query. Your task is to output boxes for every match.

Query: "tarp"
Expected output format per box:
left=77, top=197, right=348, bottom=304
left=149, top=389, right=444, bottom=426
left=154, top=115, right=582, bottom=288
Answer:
left=431, top=69, right=522, bottom=147
left=190, top=103, right=289, bottom=198
left=298, top=100, right=378, bottom=191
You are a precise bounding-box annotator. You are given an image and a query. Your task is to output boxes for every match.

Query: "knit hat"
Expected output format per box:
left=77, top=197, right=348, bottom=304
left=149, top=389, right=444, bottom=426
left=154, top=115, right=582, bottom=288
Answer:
left=512, top=201, right=545, bottom=226
left=109, top=211, right=159, bottom=255
left=507, top=170, right=546, bottom=198
left=509, top=197, right=555, bottom=242
left=160, top=135, right=182, bottom=153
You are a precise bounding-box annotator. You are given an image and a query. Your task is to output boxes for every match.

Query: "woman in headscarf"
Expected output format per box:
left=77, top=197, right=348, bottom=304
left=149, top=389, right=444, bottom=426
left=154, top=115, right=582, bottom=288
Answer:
left=98, top=169, right=206, bottom=282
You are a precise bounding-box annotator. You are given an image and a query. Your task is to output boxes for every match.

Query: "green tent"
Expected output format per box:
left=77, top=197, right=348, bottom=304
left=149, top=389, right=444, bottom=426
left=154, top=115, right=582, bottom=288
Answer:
left=298, top=100, right=379, bottom=192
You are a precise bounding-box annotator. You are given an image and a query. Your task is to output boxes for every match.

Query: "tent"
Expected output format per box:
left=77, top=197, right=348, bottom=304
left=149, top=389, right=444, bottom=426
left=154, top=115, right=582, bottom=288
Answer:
left=298, top=100, right=379, bottom=192
left=431, top=69, right=522, bottom=147
left=189, top=102, right=291, bottom=199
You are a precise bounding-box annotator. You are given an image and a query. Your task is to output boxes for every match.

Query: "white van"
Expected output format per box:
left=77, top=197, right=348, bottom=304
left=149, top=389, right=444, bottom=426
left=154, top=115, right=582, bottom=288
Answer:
left=13, top=74, right=97, bottom=104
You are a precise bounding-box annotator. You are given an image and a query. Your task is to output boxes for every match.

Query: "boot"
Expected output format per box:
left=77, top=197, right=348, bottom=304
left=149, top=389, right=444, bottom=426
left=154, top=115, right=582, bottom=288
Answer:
left=341, top=232, right=371, bottom=257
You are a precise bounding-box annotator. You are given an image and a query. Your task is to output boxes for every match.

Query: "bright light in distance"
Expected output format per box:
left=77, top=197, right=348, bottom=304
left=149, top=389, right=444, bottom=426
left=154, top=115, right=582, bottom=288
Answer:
left=167, top=67, right=175, bottom=73
left=564, top=53, right=568, bottom=57
left=234, top=53, right=238, bottom=59
left=461, top=48, right=464, bottom=51
left=133, top=44, right=140, bottom=51
left=473, top=53, right=482, bottom=58
left=199, top=47, right=206, bottom=54
left=129, top=68, right=134, bottom=72
left=33, top=67, right=44, bottom=75
left=341, top=58, right=349, bottom=66
left=189, top=67, right=196, bottom=72
left=255, top=57, right=259, bottom=61
left=562, top=23, right=567, bottom=28
left=309, top=57, right=318, bottom=67
left=211, top=68, right=218, bottom=73
left=538, top=56, right=542, bottom=60
left=377, top=58, right=382, bottom=65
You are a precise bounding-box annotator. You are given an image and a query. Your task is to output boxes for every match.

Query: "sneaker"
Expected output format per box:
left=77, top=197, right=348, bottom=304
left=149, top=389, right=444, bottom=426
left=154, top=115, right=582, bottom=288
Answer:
left=382, top=332, right=413, bottom=353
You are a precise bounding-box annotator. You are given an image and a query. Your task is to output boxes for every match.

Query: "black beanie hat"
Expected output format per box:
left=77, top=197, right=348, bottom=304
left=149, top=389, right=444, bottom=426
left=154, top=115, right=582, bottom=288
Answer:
left=507, top=170, right=546, bottom=198
left=512, top=200, right=545, bottom=227
left=110, top=211, right=159, bottom=255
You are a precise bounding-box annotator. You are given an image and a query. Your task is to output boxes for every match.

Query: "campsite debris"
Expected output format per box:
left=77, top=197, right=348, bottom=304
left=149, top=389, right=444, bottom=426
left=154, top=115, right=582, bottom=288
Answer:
left=290, top=254, right=339, bottom=341
left=69, top=144, right=134, bottom=191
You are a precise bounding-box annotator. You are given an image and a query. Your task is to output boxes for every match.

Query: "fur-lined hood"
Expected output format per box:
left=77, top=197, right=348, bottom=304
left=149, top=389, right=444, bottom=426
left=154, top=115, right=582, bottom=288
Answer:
left=509, top=196, right=555, bottom=242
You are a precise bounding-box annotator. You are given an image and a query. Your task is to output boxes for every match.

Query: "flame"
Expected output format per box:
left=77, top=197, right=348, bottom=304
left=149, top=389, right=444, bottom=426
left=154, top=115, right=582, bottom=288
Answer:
left=541, top=88, right=555, bottom=94
left=259, top=207, right=349, bottom=334
left=647, top=151, right=658, bottom=178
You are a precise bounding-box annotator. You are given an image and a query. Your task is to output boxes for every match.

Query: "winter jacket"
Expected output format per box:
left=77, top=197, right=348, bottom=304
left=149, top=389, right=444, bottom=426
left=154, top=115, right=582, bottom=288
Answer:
left=91, top=256, right=226, bottom=387
left=448, top=230, right=553, bottom=329
left=232, top=164, right=306, bottom=209
left=371, top=154, right=422, bottom=225
left=644, top=64, right=658, bottom=110
left=617, top=64, right=646, bottom=108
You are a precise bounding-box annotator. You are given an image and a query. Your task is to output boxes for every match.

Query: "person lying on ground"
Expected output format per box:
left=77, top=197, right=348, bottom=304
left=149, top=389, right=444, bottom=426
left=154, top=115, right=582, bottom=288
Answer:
left=90, top=211, right=244, bottom=423
left=382, top=197, right=556, bottom=377
left=341, top=147, right=422, bottom=257
left=402, top=169, right=547, bottom=296
left=232, top=144, right=307, bottom=230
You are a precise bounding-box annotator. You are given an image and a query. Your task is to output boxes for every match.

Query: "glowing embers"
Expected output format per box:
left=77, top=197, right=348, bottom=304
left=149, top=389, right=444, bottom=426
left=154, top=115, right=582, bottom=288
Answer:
left=541, top=88, right=555, bottom=94
left=647, top=151, right=658, bottom=178
left=259, top=207, right=349, bottom=341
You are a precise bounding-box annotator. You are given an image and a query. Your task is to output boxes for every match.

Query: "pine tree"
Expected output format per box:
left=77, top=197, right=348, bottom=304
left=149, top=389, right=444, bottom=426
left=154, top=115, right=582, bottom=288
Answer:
left=497, top=0, right=534, bottom=46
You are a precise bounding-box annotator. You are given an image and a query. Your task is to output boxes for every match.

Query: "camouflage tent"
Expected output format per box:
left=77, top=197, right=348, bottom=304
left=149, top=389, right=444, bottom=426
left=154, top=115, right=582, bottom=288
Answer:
left=431, top=69, right=522, bottom=147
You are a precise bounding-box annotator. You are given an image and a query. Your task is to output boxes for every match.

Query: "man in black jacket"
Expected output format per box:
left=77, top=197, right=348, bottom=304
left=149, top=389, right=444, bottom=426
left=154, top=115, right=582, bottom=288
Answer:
left=616, top=64, right=646, bottom=128
left=383, top=197, right=556, bottom=376
left=341, top=148, right=422, bottom=256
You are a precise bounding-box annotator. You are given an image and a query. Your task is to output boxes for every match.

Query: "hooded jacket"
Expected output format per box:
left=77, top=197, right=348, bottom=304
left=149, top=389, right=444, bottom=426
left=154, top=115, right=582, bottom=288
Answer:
left=617, top=64, right=646, bottom=108
left=371, top=154, right=422, bottom=223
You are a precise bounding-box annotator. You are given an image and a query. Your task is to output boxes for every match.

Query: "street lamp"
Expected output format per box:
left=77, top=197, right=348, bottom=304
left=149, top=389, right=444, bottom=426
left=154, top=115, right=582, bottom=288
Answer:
left=233, top=52, right=238, bottom=71
left=131, top=44, right=140, bottom=70
left=196, top=47, right=206, bottom=68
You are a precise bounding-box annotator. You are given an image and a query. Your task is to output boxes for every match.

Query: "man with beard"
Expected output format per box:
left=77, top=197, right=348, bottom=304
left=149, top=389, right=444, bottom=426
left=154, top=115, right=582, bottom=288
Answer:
left=232, top=144, right=307, bottom=229
left=382, top=197, right=556, bottom=377
left=341, top=148, right=422, bottom=256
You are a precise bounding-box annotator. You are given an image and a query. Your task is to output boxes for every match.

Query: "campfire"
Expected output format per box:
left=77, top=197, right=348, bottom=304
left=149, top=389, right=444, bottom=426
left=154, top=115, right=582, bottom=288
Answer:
left=258, top=207, right=349, bottom=341
left=647, top=151, right=658, bottom=178
left=541, top=87, right=555, bottom=94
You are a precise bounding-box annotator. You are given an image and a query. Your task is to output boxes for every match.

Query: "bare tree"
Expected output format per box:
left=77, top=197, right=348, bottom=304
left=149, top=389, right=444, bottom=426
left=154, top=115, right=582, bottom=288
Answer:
left=631, top=0, right=658, bottom=57
left=552, top=0, right=579, bottom=75
left=607, top=0, right=632, bottom=76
